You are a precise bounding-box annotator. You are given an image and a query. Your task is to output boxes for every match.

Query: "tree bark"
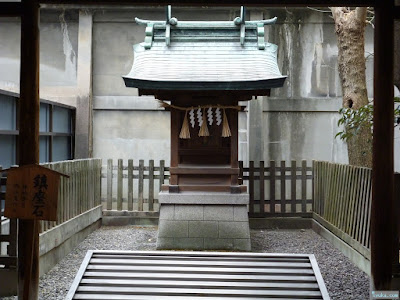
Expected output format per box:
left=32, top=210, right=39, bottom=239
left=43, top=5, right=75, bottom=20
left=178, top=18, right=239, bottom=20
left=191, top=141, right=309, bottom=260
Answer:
left=331, top=7, right=372, bottom=167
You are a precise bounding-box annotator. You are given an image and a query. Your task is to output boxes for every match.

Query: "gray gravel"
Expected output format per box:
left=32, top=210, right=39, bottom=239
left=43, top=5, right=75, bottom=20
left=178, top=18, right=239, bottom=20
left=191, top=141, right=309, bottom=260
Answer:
left=1, top=226, right=369, bottom=300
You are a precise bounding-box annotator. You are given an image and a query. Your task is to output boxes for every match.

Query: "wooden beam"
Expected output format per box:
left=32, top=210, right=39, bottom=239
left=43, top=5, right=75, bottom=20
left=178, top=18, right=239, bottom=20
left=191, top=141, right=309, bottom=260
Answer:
left=395, top=6, right=400, bottom=19
left=0, top=3, right=22, bottom=17
left=18, top=0, right=41, bottom=299
left=39, top=0, right=376, bottom=6
left=371, top=0, right=395, bottom=291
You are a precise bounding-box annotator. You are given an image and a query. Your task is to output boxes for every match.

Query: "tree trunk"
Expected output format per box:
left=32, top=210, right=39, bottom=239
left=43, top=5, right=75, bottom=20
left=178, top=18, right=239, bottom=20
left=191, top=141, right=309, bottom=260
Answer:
left=331, top=7, right=372, bottom=167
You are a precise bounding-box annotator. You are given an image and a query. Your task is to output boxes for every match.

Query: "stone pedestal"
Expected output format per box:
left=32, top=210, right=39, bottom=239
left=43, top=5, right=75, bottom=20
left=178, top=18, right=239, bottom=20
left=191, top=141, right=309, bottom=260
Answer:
left=157, top=192, right=251, bottom=251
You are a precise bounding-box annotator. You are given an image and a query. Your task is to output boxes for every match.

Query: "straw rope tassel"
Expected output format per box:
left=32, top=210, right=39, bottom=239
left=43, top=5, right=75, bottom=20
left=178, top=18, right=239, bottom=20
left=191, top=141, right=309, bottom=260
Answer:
left=179, top=111, right=191, bottom=139
left=198, top=108, right=210, bottom=137
left=222, top=109, right=231, bottom=137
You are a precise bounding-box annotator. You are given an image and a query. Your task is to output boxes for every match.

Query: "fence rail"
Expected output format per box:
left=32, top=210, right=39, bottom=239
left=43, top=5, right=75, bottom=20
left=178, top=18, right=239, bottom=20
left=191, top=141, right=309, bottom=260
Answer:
left=0, top=159, right=102, bottom=270
left=313, top=160, right=372, bottom=258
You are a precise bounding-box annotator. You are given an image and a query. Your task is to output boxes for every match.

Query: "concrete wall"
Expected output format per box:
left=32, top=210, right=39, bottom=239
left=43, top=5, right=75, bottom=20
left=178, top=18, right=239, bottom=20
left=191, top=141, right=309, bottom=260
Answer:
left=0, top=6, right=398, bottom=169
left=247, top=8, right=373, bottom=165
left=89, top=7, right=378, bottom=169
left=91, top=8, right=237, bottom=163
left=0, top=11, right=79, bottom=104
left=0, top=10, right=92, bottom=157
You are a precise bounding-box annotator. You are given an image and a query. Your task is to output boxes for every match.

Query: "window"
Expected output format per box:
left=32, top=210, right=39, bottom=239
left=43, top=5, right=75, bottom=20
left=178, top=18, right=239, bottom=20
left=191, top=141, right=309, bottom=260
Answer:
left=0, top=94, right=18, bottom=169
left=0, top=93, right=75, bottom=168
left=39, top=102, right=75, bottom=163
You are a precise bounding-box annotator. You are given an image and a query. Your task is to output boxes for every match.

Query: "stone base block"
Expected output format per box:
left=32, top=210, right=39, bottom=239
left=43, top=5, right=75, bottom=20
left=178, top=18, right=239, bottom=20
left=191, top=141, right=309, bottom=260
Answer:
left=156, top=192, right=251, bottom=251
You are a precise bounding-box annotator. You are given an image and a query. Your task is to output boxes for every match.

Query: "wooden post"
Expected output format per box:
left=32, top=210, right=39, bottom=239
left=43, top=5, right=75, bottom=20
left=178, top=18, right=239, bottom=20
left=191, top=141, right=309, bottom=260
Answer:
left=138, top=160, right=144, bottom=211
left=159, top=160, right=165, bottom=191
left=269, top=160, right=275, bottom=214
left=259, top=161, right=265, bottom=214
left=280, top=161, right=286, bottom=213
left=371, top=1, right=395, bottom=290
left=230, top=107, right=239, bottom=186
left=106, top=159, right=112, bottom=210
left=149, top=160, right=154, bottom=211
left=290, top=161, right=296, bottom=213
left=128, top=159, right=133, bottom=211
left=169, top=108, right=179, bottom=187
left=301, top=160, right=307, bottom=213
left=249, top=161, right=254, bottom=214
left=117, top=159, right=123, bottom=211
left=18, top=0, right=40, bottom=299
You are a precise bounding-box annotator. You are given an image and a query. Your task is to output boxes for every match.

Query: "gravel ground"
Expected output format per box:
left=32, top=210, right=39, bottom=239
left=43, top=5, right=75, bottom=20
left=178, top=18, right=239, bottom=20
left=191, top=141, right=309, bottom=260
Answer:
left=1, top=226, right=370, bottom=300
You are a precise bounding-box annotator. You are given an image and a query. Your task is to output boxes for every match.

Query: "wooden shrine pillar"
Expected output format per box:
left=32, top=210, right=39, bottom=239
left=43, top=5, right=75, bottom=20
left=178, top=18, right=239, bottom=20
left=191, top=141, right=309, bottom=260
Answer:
left=230, top=106, right=239, bottom=190
left=18, top=0, right=40, bottom=299
left=371, top=0, right=396, bottom=291
left=169, top=106, right=180, bottom=192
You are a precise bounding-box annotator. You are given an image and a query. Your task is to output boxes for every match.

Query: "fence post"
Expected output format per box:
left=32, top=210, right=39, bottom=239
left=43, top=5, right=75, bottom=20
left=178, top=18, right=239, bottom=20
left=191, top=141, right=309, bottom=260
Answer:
left=64, top=162, right=69, bottom=222
left=239, top=161, right=243, bottom=185
left=84, top=161, right=88, bottom=212
left=87, top=160, right=92, bottom=211
left=79, top=161, right=83, bottom=214
left=149, top=160, right=154, bottom=212
left=280, top=161, right=286, bottom=213
left=312, top=160, right=316, bottom=214
left=249, top=161, right=254, bottom=215
left=259, top=161, right=265, bottom=214
left=66, top=162, right=70, bottom=220
left=269, top=160, right=275, bottom=214
left=99, top=159, right=102, bottom=206
left=159, top=160, right=165, bottom=191
left=107, top=159, right=113, bottom=210
left=138, top=160, right=144, bottom=211
left=301, top=160, right=307, bottom=213
left=117, top=159, right=123, bottom=211
left=291, top=160, right=297, bottom=213
left=128, top=159, right=133, bottom=211
left=57, top=164, right=63, bottom=225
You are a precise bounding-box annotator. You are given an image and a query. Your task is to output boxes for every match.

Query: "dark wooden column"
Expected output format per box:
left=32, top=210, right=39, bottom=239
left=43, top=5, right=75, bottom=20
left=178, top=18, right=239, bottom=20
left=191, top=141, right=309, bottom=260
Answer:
left=169, top=104, right=180, bottom=191
left=371, top=0, right=396, bottom=290
left=230, top=102, right=239, bottom=188
left=18, top=0, right=40, bottom=299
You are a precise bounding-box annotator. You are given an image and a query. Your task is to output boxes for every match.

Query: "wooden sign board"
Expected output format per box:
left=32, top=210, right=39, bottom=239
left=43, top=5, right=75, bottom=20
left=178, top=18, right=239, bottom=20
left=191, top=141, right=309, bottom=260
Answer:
left=4, top=164, right=68, bottom=221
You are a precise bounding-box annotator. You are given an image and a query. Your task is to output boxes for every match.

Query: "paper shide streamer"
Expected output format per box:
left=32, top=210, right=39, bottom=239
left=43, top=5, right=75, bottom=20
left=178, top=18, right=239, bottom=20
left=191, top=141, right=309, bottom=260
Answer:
left=158, top=101, right=239, bottom=139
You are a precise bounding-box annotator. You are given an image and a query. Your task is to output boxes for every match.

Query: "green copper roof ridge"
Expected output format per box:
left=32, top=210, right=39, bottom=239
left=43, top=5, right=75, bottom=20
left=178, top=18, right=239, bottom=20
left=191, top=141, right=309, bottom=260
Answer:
left=134, top=17, right=278, bottom=28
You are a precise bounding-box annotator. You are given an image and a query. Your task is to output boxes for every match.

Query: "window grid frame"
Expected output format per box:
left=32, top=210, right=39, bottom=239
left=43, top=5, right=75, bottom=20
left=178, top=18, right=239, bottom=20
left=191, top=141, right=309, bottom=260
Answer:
left=0, top=95, right=76, bottom=166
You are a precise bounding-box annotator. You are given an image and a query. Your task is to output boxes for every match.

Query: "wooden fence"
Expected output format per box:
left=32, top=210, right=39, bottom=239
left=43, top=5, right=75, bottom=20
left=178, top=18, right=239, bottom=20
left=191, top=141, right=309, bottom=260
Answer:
left=0, top=159, right=102, bottom=270
left=241, top=160, right=313, bottom=217
left=313, top=160, right=372, bottom=259
left=40, top=159, right=102, bottom=233
left=102, top=159, right=169, bottom=212
left=0, top=167, right=17, bottom=269
left=101, top=159, right=314, bottom=217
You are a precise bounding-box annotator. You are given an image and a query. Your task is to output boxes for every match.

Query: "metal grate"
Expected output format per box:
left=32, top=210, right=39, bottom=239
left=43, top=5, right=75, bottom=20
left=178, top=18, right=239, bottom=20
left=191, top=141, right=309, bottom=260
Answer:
left=66, top=251, right=330, bottom=300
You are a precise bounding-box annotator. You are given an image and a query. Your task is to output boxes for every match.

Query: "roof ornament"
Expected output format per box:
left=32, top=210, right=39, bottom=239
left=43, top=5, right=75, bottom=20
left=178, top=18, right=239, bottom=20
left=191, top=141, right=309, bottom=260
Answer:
left=135, top=5, right=277, bottom=49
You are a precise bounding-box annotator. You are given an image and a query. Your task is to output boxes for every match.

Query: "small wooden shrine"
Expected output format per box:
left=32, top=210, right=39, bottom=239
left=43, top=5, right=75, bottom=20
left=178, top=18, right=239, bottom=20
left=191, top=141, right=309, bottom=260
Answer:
left=124, top=6, right=286, bottom=251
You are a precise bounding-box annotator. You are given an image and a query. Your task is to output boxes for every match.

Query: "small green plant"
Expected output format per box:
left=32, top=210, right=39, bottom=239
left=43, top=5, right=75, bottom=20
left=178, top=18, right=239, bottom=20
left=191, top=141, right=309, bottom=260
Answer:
left=336, top=97, right=400, bottom=142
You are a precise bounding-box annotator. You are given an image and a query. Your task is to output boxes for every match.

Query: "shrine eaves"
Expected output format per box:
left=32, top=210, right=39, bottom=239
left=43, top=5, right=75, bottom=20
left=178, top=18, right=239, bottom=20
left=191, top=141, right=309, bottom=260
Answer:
left=123, top=6, right=287, bottom=92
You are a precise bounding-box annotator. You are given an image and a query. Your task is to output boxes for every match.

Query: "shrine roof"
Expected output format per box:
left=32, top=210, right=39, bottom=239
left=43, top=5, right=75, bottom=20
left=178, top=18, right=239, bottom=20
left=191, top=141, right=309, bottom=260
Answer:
left=123, top=7, right=286, bottom=91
